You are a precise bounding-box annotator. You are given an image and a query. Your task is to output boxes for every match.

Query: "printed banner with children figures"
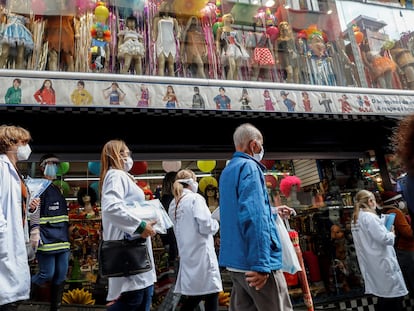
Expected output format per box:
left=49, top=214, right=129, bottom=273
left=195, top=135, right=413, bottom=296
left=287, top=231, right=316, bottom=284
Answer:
left=0, top=72, right=413, bottom=116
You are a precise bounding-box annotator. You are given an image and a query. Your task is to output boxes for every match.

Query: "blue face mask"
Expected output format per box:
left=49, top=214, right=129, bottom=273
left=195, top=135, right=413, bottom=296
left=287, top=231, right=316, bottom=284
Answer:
left=44, top=163, right=58, bottom=178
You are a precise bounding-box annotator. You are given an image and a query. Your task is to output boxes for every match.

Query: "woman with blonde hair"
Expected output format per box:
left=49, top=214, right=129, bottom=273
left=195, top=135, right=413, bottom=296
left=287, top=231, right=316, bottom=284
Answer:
left=99, top=139, right=157, bottom=311
left=168, top=169, right=222, bottom=311
left=0, top=125, right=38, bottom=311
left=351, top=189, right=407, bottom=311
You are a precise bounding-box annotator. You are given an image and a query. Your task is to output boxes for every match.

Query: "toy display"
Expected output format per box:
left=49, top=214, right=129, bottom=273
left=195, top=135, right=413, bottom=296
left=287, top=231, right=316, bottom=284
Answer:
left=117, top=15, right=144, bottom=75
left=0, top=0, right=411, bottom=92
left=152, top=1, right=180, bottom=76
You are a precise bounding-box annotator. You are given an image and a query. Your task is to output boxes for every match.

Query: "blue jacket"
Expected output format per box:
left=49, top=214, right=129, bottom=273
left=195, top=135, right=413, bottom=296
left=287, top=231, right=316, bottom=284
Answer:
left=218, top=151, right=282, bottom=273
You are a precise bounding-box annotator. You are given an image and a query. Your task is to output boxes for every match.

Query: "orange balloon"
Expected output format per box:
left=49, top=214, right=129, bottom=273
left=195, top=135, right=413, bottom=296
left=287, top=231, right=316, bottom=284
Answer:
left=354, top=31, right=364, bottom=44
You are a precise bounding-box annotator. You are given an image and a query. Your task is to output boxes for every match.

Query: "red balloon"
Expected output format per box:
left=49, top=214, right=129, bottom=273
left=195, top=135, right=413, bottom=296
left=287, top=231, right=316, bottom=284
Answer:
left=266, top=26, right=279, bottom=42
left=261, top=159, right=275, bottom=170
left=130, top=161, right=148, bottom=175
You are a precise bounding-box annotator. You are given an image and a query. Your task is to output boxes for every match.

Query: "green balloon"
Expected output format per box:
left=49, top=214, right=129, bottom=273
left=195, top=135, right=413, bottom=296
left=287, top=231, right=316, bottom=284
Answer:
left=57, top=162, right=70, bottom=176
left=212, top=22, right=223, bottom=38
left=53, top=180, right=70, bottom=196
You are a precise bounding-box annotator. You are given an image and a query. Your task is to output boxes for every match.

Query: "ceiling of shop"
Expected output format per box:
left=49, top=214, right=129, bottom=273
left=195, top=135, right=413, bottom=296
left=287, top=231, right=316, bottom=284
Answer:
left=2, top=105, right=399, bottom=160
left=4, top=106, right=400, bottom=198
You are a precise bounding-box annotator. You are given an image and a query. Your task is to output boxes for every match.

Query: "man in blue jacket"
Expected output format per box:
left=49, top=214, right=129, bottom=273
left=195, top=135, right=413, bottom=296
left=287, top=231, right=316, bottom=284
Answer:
left=219, top=123, right=293, bottom=311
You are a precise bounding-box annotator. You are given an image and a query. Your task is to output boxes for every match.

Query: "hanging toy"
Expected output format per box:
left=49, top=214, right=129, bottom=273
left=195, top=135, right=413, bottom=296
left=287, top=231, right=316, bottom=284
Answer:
left=90, top=22, right=111, bottom=70
left=89, top=2, right=111, bottom=71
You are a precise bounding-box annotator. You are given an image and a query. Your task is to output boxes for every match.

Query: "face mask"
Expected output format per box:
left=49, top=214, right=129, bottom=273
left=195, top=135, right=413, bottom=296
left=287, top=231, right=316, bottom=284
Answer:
left=190, top=180, right=199, bottom=193
left=17, top=144, right=31, bottom=161
left=253, top=146, right=264, bottom=162
left=44, top=163, right=58, bottom=178
left=398, top=201, right=406, bottom=210
left=123, top=156, right=133, bottom=172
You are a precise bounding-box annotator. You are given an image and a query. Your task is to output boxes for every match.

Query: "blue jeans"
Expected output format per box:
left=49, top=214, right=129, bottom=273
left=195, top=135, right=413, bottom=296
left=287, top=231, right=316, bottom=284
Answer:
left=32, top=250, right=70, bottom=285
left=107, top=285, right=153, bottom=311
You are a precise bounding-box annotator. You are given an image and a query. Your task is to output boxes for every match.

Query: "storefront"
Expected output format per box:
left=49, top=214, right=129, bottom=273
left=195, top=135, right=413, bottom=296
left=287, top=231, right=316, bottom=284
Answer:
left=1, top=0, right=413, bottom=308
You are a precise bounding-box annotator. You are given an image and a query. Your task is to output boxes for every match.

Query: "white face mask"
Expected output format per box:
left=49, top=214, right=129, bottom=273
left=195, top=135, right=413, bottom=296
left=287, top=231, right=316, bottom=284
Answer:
left=123, top=156, right=133, bottom=172
left=253, top=146, right=264, bottom=162
left=17, top=144, right=31, bottom=161
left=190, top=180, right=199, bottom=193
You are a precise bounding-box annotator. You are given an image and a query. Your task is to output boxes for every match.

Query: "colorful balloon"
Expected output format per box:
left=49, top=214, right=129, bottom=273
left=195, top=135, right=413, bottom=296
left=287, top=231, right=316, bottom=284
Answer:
left=94, top=1, right=109, bottom=23
left=88, top=161, right=101, bottom=176
left=53, top=180, right=70, bottom=196
left=197, top=160, right=216, bottom=172
left=354, top=31, right=364, bottom=44
left=130, top=161, right=148, bottom=175
left=162, top=161, right=182, bottom=172
left=198, top=176, right=218, bottom=193
left=56, top=162, right=70, bottom=176
left=90, top=181, right=100, bottom=200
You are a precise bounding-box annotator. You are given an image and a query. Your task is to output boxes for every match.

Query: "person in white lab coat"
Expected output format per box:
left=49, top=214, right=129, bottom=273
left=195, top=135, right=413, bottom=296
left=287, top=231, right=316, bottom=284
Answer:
left=0, top=125, right=38, bottom=311
left=99, top=139, right=157, bottom=311
left=351, top=189, right=408, bottom=311
left=169, top=169, right=222, bottom=311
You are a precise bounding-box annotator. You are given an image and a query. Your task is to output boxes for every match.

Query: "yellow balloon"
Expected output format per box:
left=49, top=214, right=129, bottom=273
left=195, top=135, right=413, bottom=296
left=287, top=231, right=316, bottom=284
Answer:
left=197, top=160, right=216, bottom=172
left=198, top=176, right=218, bottom=194
left=95, top=2, right=109, bottom=23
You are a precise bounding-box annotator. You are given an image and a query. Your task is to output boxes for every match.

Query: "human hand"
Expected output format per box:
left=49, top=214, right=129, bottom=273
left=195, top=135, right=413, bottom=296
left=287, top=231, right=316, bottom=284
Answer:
left=29, top=227, right=41, bottom=252
left=276, top=205, right=296, bottom=219
left=141, top=220, right=157, bottom=239
left=245, top=271, right=269, bottom=290
left=29, top=197, right=40, bottom=212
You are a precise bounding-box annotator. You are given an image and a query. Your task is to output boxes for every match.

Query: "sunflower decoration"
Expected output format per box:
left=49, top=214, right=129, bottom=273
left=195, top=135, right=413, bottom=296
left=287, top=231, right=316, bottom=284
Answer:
left=172, top=0, right=209, bottom=18
left=62, top=288, right=95, bottom=305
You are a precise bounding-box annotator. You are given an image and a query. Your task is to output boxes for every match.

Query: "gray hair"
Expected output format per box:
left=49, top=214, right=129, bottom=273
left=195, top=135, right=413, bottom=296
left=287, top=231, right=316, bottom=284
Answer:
left=233, top=123, right=262, bottom=149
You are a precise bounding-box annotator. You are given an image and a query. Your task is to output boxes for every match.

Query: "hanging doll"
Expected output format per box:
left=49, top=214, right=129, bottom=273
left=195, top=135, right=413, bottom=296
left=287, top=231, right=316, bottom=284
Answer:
left=118, top=15, right=144, bottom=75
left=0, top=10, right=34, bottom=69
left=245, top=12, right=276, bottom=82
left=216, top=13, right=249, bottom=80
left=276, top=21, right=299, bottom=83
left=303, top=26, right=336, bottom=86
left=90, top=22, right=111, bottom=72
left=360, top=40, right=397, bottom=89
left=181, top=16, right=207, bottom=79
left=152, top=1, right=180, bottom=77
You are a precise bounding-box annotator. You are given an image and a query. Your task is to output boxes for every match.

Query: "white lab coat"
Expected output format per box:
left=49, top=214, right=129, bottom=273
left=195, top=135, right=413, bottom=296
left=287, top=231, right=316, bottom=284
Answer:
left=101, top=168, right=157, bottom=301
left=351, top=210, right=408, bottom=298
left=168, top=189, right=223, bottom=295
left=0, top=154, right=31, bottom=305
